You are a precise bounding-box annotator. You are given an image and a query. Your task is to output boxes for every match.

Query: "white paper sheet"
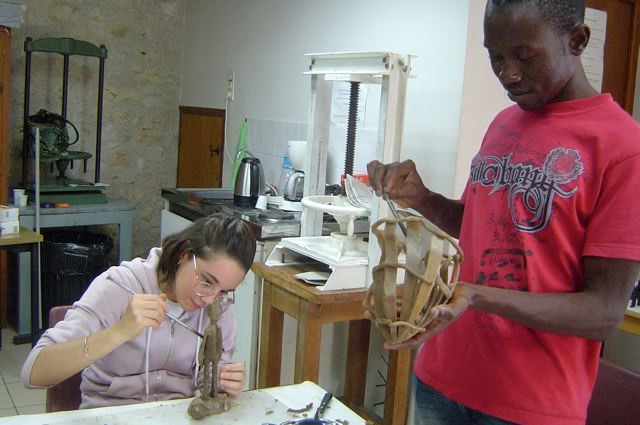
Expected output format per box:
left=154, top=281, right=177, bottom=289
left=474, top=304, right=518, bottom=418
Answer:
left=582, top=8, right=607, bottom=93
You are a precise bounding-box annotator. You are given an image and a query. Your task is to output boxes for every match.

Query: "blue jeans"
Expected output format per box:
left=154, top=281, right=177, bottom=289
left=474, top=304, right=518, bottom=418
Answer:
left=413, top=376, right=516, bottom=425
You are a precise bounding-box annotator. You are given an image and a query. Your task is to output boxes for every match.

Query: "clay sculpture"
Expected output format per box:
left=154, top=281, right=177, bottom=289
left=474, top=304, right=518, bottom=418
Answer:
left=188, top=301, right=230, bottom=419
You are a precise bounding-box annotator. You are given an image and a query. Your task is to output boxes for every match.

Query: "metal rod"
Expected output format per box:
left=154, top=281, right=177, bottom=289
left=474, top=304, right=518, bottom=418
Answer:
left=62, top=54, right=69, bottom=118
left=22, top=45, right=32, bottom=186
left=95, top=52, right=106, bottom=182
left=111, top=280, right=204, bottom=339
left=382, top=193, right=407, bottom=237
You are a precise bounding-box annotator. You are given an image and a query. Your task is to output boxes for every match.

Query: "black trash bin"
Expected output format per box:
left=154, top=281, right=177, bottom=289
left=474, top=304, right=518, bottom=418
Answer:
left=41, top=230, right=113, bottom=328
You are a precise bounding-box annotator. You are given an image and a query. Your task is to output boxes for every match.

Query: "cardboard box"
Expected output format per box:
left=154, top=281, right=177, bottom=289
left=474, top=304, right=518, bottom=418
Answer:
left=0, top=220, right=20, bottom=235
left=0, top=205, right=19, bottom=222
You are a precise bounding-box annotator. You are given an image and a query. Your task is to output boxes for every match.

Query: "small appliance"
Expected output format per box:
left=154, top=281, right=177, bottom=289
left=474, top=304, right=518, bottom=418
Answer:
left=233, top=156, right=265, bottom=207
left=280, top=140, right=307, bottom=211
left=284, top=170, right=304, bottom=201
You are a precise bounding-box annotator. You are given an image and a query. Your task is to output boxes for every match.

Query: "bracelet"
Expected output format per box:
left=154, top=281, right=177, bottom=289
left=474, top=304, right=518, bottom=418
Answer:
left=83, top=335, right=91, bottom=361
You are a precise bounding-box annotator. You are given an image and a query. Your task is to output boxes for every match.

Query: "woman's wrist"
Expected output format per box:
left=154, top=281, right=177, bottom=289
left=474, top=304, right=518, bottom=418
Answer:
left=109, top=321, right=138, bottom=345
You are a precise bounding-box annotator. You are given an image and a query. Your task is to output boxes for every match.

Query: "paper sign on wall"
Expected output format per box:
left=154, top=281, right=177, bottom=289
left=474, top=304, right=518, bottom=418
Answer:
left=331, top=81, right=368, bottom=126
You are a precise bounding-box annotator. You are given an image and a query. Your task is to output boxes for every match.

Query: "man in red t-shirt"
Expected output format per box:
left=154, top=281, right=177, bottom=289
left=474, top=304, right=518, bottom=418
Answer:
left=367, top=1, right=640, bottom=424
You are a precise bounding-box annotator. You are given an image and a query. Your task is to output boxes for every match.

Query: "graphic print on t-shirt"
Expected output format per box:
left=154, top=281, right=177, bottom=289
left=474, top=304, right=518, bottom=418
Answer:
left=469, top=147, right=583, bottom=290
left=469, top=147, right=583, bottom=233
left=467, top=147, right=584, bottom=336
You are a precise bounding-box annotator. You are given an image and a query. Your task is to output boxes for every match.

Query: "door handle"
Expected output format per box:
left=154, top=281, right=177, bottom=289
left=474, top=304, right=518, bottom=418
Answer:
left=209, top=145, right=220, bottom=156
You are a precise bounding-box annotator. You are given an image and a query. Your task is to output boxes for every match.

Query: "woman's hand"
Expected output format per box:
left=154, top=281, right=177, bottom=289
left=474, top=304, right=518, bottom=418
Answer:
left=218, top=362, right=245, bottom=396
left=115, top=294, right=168, bottom=340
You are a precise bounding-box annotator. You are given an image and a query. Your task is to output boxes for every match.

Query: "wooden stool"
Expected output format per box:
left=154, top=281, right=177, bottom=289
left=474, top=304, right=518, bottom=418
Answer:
left=252, top=262, right=411, bottom=425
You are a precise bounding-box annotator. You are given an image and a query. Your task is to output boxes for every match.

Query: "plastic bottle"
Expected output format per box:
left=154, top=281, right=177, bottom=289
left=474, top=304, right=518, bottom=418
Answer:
left=278, top=154, right=294, bottom=196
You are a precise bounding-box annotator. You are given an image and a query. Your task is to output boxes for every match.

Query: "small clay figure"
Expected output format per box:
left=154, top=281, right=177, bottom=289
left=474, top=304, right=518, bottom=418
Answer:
left=188, top=301, right=230, bottom=419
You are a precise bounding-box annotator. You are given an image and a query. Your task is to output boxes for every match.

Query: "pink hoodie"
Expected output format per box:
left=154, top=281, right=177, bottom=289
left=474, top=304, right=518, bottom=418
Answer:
left=21, top=247, right=237, bottom=408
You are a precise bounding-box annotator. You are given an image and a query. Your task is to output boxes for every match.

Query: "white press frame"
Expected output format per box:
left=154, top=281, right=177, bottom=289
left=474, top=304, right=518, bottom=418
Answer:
left=302, top=51, right=412, bottom=287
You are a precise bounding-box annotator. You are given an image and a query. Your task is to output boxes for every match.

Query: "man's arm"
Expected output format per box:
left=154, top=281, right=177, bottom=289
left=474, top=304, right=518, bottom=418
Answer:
left=386, top=257, right=639, bottom=350
left=367, top=159, right=464, bottom=237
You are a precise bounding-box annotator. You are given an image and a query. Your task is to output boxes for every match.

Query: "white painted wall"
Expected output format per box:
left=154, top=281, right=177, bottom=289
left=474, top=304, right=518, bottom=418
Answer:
left=181, top=0, right=470, bottom=197
left=453, top=0, right=511, bottom=197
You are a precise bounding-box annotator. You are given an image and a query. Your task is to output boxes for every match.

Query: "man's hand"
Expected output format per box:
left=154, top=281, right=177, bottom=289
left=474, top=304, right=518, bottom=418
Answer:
left=218, top=362, right=245, bottom=396
left=367, top=159, right=429, bottom=209
left=364, top=283, right=473, bottom=351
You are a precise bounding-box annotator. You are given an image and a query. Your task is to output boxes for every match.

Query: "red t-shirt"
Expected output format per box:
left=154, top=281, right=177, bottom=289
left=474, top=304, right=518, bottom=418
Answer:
left=415, top=94, right=640, bottom=425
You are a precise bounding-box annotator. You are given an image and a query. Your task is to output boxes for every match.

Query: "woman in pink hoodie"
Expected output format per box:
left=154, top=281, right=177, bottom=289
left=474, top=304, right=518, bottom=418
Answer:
left=21, top=213, right=256, bottom=408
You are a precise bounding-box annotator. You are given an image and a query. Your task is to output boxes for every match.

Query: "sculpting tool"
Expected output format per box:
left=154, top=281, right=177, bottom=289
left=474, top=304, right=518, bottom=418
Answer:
left=112, top=280, right=204, bottom=338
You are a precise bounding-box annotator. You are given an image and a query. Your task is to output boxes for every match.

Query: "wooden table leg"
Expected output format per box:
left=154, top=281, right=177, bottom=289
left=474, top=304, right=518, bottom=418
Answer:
left=295, top=300, right=322, bottom=383
left=343, top=319, right=370, bottom=409
left=384, top=348, right=412, bottom=425
left=258, top=280, right=284, bottom=388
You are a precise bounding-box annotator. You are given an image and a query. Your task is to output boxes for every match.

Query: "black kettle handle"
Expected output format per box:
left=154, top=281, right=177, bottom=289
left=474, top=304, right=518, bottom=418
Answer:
left=314, top=392, right=333, bottom=420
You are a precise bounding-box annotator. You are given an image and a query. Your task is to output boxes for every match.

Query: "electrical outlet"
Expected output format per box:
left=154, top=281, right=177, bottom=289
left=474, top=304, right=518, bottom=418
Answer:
left=226, top=71, right=235, bottom=101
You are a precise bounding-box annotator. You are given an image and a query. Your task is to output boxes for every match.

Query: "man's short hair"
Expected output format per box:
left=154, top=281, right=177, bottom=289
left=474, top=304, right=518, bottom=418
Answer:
left=486, top=0, right=585, bottom=34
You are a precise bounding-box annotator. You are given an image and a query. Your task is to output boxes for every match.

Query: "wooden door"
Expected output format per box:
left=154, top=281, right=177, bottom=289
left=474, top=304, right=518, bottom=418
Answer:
left=586, top=0, right=640, bottom=113
left=0, top=27, right=9, bottom=328
left=177, top=106, right=225, bottom=188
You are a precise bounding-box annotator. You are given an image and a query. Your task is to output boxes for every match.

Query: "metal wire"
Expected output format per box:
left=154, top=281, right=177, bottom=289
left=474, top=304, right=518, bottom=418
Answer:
left=382, top=193, right=407, bottom=237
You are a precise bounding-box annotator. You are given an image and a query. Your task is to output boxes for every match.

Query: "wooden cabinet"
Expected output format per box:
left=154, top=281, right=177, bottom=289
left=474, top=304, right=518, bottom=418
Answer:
left=0, top=26, right=9, bottom=328
left=177, top=106, right=225, bottom=188
left=0, top=26, right=9, bottom=205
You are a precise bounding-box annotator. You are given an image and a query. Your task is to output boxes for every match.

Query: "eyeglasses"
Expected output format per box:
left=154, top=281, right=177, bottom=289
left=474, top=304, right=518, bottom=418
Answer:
left=192, top=254, right=235, bottom=304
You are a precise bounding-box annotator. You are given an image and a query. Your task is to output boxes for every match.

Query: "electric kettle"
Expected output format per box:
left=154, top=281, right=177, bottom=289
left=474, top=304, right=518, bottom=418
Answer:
left=284, top=170, right=304, bottom=201
left=234, top=156, right=265, bottom=207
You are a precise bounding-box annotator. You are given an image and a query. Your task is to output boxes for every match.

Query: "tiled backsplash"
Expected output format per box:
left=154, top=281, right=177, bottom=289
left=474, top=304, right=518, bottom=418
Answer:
left=246, top=117, right=378, bottom=192
left=246, top=118, right=307, bottom=190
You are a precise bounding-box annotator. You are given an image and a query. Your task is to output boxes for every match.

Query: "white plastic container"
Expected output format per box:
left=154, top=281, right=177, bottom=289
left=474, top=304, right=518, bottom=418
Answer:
left=287, top=140, right=307, bottom=171
left=0, top=205, right=19, bottom=222
left=0, top=220, right=20, bottom=235
left=278, top=154, right=294, bottom=195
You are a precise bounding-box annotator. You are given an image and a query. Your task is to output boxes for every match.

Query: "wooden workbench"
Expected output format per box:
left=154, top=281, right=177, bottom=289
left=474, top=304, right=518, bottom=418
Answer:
left=252, top=262, right=411, bottom=425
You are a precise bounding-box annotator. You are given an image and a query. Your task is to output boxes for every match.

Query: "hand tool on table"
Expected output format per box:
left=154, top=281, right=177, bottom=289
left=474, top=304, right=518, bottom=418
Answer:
left=112, top=280, right=204, bottom=339
left=314, top=392, right=333, bottom=420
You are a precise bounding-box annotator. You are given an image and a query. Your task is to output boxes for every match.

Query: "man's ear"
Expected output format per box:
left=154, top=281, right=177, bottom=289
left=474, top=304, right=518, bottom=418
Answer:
left=569, top=24, right=591, bottom=56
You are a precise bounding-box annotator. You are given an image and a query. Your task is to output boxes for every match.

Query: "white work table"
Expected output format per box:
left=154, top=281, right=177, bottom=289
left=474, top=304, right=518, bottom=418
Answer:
left=0, top=381, right=365, bottom=424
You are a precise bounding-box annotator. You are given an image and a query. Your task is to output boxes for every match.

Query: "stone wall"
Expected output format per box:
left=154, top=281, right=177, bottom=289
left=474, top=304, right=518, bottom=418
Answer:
left=8, top=0, right=185, bottom=257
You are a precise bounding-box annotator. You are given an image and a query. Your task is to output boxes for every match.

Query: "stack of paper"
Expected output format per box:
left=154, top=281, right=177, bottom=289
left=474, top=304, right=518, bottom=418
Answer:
left=0, top=205, right=20, bottom=235
left=345, top=175, right=373, bottom=211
